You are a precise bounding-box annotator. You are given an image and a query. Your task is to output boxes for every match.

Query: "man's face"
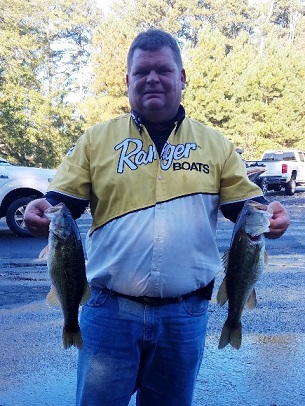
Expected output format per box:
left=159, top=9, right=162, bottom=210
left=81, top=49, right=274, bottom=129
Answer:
left=126, top=46, right=186, bottom=123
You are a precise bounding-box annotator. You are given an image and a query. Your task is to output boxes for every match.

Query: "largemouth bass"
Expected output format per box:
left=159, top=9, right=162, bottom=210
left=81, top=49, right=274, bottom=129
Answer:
left=45, top=203, right=90, bottom=349
left=217, top=200, right=272, bottom=349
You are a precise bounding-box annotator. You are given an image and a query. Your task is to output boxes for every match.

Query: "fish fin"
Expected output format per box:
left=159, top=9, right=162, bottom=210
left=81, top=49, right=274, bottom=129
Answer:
left=217, top=277, right=228, bottom=306
left=46, top=285, right=61, bottom=309
left=39, top=244, right=49, bottom=259
left=245, top=289, right=257, bottom=310
left=80, top=281, right=91, bottom=305
left=62, top=327, right=83, bottom=350
left=264, top=250, right=268, bottom=265
left=218, top=320, right=242, bottom=350
left=221, top=250, right=230, bottom=273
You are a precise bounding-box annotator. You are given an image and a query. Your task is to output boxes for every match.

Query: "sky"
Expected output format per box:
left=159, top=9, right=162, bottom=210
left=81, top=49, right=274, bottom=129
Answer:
left=95, top=0, right=113, bottom=14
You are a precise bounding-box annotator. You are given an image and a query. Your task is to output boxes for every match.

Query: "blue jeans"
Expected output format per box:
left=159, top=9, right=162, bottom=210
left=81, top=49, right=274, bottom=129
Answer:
left=76, top=287, right=209, bottom=406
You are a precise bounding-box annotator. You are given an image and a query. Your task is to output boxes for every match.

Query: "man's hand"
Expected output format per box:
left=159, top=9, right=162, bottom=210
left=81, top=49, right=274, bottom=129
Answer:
left=265, top=201, right=290, bottom=239
left=24, top=198, right=52, bottom=237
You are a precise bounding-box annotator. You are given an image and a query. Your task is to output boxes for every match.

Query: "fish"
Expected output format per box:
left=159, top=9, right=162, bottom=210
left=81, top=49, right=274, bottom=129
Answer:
left=44, top=203, right=90, bottom=349
left=217, top=200, right=272, bottom=349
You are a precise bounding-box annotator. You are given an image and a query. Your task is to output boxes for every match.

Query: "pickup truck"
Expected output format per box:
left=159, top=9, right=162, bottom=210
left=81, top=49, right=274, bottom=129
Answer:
left=246, top=149, right=305, bottom=195
left=0, top=158, right=56, bottom=236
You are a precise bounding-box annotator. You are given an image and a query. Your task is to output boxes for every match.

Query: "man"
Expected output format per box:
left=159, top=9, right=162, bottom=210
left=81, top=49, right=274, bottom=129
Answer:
left=25, top=29, right=289, bottom=406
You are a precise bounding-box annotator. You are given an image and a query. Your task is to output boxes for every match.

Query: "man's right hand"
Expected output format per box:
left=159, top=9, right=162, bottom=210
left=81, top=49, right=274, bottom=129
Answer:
left=24, top=198, right=52, bottom=237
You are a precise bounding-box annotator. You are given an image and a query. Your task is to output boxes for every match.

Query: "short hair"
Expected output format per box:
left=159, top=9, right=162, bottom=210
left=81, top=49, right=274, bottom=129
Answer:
left=127, top=29, right=183, bottom=72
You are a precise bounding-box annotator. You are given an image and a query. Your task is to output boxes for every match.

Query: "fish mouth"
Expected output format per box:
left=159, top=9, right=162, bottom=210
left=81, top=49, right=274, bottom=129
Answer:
left=247, top=234, right=262, bottom=241
left=247, top=201, right=268, bottom=211
left=257, top=205, right=268, bottom=211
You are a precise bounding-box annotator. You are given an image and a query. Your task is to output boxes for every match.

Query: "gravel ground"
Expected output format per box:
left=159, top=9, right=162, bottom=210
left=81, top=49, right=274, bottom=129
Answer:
left=0, top=188, right=304, bottom=406
left=264, top=188, right=305, bottom=206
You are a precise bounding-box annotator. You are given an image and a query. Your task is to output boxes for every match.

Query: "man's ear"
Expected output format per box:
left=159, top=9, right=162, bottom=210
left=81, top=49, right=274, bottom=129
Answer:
left=181, top=69, right=186, bottom=89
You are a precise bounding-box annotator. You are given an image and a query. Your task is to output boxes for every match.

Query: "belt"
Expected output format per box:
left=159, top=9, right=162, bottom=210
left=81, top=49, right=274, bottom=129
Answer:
left=107, top=279, right=214, bottom=306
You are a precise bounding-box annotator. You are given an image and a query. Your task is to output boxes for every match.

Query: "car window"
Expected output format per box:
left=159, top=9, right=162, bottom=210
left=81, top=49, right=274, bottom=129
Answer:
left=0, top=159, right=12, bottom=166
left=283, top=152, right=296, bottom=161
left=297, top=152, right=305, bottom=162
left=262, top=152, right=283, bottom=161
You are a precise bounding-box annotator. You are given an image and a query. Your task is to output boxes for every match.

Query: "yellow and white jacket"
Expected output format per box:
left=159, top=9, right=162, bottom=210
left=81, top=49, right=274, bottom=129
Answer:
left=48, top=112, right=262, bottom=297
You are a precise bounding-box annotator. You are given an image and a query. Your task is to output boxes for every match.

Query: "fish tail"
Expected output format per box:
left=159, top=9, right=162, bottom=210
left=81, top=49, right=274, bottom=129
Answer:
left=62, top=327, right=83, bottom=350
left=218, top=320, right=242, bottom=350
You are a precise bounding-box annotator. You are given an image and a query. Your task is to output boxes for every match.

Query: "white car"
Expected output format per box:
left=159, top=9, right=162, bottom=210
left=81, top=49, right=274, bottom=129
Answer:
left=0, top=158, right=56, bottom=236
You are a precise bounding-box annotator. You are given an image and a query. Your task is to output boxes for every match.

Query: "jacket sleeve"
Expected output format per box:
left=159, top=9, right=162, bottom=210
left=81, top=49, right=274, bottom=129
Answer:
left=45, top=191, right=89, bottom=219
left=220, top=195, right=269, bottom=222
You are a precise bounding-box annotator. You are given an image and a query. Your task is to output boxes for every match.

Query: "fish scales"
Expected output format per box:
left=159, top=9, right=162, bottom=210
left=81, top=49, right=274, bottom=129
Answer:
left=217, top=200, right=272, bottom=350
left=49, top=231, right=85, bottom=332
left=45, top=203, right=90, bottom=349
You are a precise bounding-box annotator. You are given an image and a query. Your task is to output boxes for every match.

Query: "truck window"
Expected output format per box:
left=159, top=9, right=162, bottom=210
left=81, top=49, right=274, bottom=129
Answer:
left=282, top=152, right=296, bottom=161
left=262, top=152, right=283, bottom=161
left=297, top=152, right=305, bottom=162
left=0, top=159, right=11, bottom=166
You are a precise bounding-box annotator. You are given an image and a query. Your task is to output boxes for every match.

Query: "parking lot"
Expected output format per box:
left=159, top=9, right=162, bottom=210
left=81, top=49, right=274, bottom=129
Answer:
left=0, top=190, right=304, bottom=406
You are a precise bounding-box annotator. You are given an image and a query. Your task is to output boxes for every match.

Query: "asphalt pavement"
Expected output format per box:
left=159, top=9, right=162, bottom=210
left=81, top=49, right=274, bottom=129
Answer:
left=0, top=191, right=305, bottom=406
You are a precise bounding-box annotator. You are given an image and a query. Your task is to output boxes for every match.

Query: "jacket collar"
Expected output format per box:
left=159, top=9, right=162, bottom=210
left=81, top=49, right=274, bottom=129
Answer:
left=131, top=105, right=185, bottom=135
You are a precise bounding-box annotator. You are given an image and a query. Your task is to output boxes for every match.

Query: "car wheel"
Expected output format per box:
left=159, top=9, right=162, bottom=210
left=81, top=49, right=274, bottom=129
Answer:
left=6, top=197, right=34, bottom=237
left=273, top=185, right=282, bottom=192
left=284, top=178, right=296, bottom=196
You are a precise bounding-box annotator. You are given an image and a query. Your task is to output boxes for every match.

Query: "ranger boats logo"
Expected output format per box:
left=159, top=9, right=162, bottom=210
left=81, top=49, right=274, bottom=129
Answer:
left=114, top=138, right=209, bottom=174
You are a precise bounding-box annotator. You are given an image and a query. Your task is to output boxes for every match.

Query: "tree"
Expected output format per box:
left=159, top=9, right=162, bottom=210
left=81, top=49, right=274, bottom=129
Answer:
left=183, top=27, right=305, bottom=158
left=1, top=0, right=305, bottom=166
left=79, top=15, right=134, bottom=125
left=0, top=0, right=100, bottom=167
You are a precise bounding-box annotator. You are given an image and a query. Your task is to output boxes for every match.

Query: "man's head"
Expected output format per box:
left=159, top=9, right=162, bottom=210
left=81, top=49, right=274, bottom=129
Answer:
left=126, top=29, right=186, bottom=123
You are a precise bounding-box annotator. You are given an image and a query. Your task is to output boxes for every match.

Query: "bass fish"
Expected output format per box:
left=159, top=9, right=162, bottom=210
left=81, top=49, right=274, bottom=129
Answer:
left=217, top=200, right=272, bottom=349
left=44, top=203, right=90, bottom=349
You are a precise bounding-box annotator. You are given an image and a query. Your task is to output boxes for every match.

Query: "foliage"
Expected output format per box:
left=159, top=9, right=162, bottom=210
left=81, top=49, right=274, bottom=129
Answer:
left=184, top=27, right=305, bottom=158
left=1, top=0, right=305, bottom=165
left=0, top=0, right=99, bottom=167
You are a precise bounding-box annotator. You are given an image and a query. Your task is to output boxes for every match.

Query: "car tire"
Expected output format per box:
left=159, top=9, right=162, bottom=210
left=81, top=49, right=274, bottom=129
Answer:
left=272, top=185, right=282, bottom=192
left=284, top=178, right=296, bottom=196
left=6, top=197, right=34, bottom=237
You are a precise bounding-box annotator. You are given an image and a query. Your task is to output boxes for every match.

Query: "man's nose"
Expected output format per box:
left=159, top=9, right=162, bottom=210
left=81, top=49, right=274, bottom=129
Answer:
left=146, top=70, right=159, bottom=84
